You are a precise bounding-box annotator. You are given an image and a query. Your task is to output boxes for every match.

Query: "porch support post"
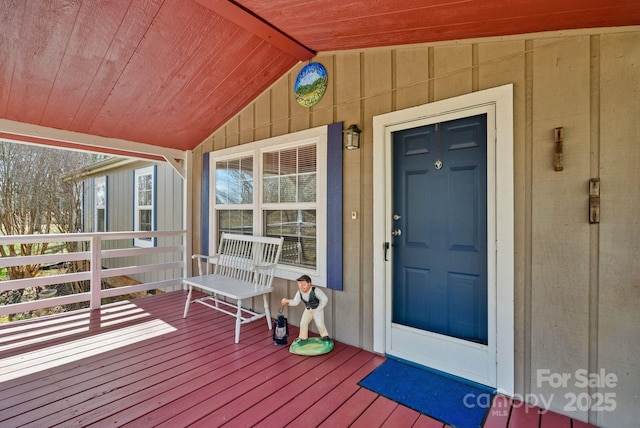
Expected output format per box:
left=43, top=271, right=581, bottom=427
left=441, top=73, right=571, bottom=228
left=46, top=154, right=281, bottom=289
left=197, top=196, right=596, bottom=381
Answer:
left=183, top=150, right=193, bottom=279
left=90, top=235, right=102, bottom=310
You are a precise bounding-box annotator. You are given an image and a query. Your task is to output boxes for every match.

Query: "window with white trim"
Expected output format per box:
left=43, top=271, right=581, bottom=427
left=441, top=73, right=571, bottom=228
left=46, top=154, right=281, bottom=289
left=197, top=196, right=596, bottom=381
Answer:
left=215, top=155, right=254, bottom=237
left=262, top=144, right=317, bottom=269
left=134, top=166, right=155, bottom=247
left=94, top=176, right=107, bottom=232
left=210, top=126, right=327, bottom=284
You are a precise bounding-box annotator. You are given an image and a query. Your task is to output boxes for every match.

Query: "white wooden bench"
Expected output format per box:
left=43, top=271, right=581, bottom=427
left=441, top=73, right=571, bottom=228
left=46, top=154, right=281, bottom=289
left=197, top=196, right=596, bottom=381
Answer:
left=183, top=233, right=284, bottom=343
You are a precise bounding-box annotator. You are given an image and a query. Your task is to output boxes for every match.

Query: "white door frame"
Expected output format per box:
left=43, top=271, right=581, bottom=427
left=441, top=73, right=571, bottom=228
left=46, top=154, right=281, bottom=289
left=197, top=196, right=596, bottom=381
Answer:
left=372, top=84, right=515, bottom=395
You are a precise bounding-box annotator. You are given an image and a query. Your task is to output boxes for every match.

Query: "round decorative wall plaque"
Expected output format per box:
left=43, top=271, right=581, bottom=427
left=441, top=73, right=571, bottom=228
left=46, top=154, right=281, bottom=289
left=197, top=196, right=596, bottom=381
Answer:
left=294, top=62, right=328, bottom=107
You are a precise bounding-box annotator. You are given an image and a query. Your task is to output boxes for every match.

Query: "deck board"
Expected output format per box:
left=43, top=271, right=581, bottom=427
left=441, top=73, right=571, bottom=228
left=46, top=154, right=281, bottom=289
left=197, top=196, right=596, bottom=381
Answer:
left=540, top=409, right=572, bottom=427
left=0, top=291, right=599, bottom=428
left=118, top=331, right=279, bottom=426
left=412, top=414, right=448, bottom=427
left=350, top=395, right=400, bottom=427
left=380, top=404, right=422, bottom=427
left=285, top=355, right=386, bottom=427
left=225, top=345, right=362, bottom=428
left=483, top=394, right=511, bottom=428
left=185, top=344, right=349, bottom=427
left=253, top=348, right=381, bottom=428
left=318, top=387, right=381, bottom=427
left=1, top=306, right=226, bottom=406
left=507, top=400, right=541, bottom=428
left=83, top=328, right=276, bottom=427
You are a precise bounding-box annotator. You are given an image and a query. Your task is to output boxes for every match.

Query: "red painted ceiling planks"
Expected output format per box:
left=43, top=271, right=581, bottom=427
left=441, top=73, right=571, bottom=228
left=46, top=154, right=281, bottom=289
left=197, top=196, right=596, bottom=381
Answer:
left=69, top=0, right=164, bottom=133
left=1, top=0, right=639, bottom=152
left=0, top=1, right=26, bottom=117
left=38, top=1, right=131, bottom=130
left=6, top=1, right=79, bottom=124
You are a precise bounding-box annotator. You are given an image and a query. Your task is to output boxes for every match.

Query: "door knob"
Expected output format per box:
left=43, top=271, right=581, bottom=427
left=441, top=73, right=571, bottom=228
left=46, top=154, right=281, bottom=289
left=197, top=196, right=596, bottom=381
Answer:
left=391, top=229, right=402, bottom=237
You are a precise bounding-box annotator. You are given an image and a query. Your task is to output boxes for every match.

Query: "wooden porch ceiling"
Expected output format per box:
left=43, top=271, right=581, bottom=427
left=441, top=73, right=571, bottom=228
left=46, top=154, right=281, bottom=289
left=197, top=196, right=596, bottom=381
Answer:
left=1, top=0, right=638, bottom=155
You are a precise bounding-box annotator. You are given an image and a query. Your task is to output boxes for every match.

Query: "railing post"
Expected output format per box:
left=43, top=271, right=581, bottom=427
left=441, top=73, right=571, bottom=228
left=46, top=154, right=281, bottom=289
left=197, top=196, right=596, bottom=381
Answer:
left=90, top=235, right=102, bottom=310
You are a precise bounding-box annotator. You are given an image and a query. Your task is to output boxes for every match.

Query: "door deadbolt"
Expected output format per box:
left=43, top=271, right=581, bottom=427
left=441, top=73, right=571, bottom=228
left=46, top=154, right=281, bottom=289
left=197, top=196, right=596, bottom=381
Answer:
left=393, top=214, right=401, bottom=221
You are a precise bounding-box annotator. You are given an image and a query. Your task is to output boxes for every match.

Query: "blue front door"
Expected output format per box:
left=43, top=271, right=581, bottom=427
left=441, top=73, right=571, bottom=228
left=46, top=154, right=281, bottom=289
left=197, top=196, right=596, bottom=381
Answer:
left=392, top=114, right=488, bottom=344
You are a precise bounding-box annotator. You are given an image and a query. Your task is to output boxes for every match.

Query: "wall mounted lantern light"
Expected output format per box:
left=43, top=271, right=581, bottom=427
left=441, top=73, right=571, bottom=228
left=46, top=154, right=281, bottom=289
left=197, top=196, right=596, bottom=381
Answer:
left=343, top=124, right=361, bottom=150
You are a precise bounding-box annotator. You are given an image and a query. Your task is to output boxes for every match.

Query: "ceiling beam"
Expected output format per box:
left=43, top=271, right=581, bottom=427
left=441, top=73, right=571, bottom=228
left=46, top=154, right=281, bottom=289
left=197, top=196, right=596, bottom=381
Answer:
left=195, top=0, right=315, bottom=61
left=0, top=119, right=185, bottom=162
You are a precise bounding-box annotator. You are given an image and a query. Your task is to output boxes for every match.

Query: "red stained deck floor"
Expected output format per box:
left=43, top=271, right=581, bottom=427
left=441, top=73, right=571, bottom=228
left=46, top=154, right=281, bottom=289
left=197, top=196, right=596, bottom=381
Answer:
left=0, top=291, right=596, bottom=427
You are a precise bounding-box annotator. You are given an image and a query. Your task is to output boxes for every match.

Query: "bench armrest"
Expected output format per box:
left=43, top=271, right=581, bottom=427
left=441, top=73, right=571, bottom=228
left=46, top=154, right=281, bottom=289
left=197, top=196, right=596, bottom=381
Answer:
left=252, top=263, right=278, bottom=272
left=192, top=254, right=220, bottom=276
left=192, top=254, right=220, bottom=261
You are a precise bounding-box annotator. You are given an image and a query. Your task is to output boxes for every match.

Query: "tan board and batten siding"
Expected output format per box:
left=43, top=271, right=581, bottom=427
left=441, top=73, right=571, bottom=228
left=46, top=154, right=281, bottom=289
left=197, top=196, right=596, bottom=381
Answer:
left=191, top=28, right=640, bottom=427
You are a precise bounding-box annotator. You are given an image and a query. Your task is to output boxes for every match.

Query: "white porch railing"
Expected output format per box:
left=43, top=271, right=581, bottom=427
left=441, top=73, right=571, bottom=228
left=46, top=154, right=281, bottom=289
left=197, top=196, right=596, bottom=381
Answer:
left=0, top=230, right=187, bottom=317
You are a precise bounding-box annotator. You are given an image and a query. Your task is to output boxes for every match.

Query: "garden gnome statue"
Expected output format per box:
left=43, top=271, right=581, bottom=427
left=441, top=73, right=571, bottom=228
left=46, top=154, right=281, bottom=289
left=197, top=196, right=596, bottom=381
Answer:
left=281, top=275, right=333, bottom=355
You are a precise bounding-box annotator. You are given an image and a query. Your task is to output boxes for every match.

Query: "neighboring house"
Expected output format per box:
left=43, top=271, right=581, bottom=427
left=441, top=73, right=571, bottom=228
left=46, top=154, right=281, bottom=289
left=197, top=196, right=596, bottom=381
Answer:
left=190, top=28, right=639, bottom=427
left=79, top=157, right=184, bottom=286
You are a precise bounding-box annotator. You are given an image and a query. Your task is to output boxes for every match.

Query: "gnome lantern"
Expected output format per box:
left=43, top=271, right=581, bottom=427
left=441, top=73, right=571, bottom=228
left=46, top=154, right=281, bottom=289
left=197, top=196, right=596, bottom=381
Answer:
left=273, top=309, right=289, bottom=346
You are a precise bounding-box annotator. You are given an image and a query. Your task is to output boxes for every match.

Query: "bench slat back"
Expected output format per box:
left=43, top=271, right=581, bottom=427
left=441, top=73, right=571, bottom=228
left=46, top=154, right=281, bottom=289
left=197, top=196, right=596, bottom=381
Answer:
left=214, top=233, right=283, bottom=290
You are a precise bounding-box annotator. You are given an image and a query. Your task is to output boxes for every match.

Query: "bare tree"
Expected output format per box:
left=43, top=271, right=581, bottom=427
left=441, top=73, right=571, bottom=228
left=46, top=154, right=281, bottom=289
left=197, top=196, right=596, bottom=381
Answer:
left=52, top=150, right=98, bottom=298
left=0, top=142, right=102, bottom=311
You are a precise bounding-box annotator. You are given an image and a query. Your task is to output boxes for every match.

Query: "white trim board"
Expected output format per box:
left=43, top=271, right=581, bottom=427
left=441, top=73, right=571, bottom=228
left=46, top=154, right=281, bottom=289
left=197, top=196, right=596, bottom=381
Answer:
left=372, top=84, right=515, bottom=395
left=0, top=119, right=185, bottom=161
